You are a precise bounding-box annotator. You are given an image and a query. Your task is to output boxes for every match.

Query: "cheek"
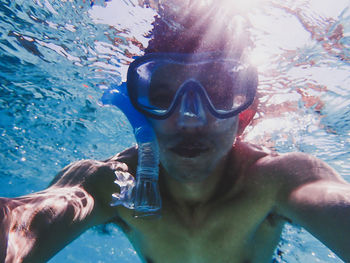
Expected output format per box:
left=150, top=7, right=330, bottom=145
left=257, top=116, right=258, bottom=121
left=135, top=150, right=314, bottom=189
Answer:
left=212, top=118, right=239, bottom=150
left=148, top=118, right=174, bottom=136
left=213, top=130, right=236, bottom=154
left=212, top=116, right=239, bottom=137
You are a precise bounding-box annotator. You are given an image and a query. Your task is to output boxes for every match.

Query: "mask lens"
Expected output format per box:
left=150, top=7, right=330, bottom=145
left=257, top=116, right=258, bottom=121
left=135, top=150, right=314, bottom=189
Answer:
left=148, top=64, right=185, bottom=110
left=128, top=53, right=256, bottom=119
left=199, top=61, right=237, bottom=111
left=149, top=61, right=245, bottom=111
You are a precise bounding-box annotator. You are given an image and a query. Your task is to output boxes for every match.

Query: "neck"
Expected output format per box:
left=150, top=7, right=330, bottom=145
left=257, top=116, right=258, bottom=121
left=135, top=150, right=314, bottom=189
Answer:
left=160, top=155, right=230, bottom=207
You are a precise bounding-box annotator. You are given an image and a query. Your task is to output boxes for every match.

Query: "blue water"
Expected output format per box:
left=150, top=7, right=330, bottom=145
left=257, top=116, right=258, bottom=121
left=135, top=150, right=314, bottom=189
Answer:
left=1, top=0, right=350, bottom=262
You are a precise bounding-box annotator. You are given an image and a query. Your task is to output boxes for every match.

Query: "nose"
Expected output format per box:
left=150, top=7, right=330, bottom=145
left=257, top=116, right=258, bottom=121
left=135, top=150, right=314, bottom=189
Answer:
left=177, top=80, right=207, bottom=128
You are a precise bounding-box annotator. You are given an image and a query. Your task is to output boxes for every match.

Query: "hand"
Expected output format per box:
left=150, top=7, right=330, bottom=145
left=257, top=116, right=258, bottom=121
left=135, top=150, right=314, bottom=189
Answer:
left=111, top=168, right=135, bottom=209
left=50, top=159, right=135, bottom=224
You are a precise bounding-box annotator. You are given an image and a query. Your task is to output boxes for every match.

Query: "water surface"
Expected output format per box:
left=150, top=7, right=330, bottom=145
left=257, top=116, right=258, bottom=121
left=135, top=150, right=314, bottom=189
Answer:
left=0, top=0, right=349, bottom=262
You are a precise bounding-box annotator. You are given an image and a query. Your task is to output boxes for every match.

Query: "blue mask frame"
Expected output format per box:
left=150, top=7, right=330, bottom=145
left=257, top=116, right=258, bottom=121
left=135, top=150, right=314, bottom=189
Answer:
left=127, top=52, right=258, bottom=120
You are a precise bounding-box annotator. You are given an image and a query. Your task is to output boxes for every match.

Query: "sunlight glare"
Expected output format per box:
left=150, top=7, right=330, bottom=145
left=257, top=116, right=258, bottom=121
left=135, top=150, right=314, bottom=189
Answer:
left=219, top=0, right=266, bottom=13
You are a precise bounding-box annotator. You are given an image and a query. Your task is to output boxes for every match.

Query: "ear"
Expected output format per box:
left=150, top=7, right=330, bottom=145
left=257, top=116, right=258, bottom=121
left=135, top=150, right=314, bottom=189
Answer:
left=237, top=98, right=258, bottom=136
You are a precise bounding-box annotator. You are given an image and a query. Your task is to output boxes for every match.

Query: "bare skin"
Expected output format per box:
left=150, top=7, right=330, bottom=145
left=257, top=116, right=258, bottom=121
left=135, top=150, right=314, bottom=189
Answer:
left=111, top=142, right=285, bottom=263
left=1, top=106, right=350, bottom=263
left=110, top=141, right=350, bottom=263
left=1, top=137, right=350, bottom=263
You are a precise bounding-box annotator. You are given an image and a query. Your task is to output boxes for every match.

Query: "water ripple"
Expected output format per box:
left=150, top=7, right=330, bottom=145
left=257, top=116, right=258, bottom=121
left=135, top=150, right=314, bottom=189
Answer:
left=0, top=0, right=349, bottom=262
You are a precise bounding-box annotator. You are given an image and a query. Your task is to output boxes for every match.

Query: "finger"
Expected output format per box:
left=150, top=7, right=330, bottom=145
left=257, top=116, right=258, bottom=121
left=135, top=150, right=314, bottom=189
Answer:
left=114, top=171, right=135, bottom=187
left=104, top=161, right=129, bottom=173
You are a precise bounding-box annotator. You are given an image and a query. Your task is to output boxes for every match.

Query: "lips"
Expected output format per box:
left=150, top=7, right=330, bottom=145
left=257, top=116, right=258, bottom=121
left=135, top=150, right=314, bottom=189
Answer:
left=169, top=140, right=210, bottom=158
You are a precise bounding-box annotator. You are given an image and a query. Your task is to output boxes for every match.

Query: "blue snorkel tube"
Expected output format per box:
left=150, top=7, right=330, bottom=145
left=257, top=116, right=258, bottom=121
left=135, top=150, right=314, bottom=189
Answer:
left=101, top=82, right=161, bottom=217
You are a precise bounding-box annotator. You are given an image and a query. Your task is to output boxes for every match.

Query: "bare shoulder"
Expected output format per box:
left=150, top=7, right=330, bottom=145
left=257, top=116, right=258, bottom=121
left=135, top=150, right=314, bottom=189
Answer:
left=233, top=140, right=344, bottom=193
left=249, top=148, right=346, bottom=201
left=233, top=142, right=346, bottom=218
left=258, top=151, right=342, bottom=182
left=233, top=139, right=272, bottom=161
left=232, top=139, right=276, bottom=176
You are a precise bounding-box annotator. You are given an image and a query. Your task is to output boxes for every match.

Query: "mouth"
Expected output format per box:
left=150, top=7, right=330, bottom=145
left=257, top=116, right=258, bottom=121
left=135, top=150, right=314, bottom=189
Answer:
left=169, top=140, right=210, bottom=158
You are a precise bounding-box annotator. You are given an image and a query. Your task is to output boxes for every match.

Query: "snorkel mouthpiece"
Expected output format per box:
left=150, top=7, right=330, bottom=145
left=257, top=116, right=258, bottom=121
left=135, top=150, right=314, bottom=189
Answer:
left=133, top=134, right=160, bottom=214
left=178, top=79, right=207, bottom=127
left=102, top=82, right=161, bottom=217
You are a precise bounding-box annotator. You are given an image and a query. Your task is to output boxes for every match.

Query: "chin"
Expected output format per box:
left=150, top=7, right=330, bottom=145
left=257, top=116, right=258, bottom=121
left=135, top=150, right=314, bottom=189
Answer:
left=165, top=166, right=212, bottom=182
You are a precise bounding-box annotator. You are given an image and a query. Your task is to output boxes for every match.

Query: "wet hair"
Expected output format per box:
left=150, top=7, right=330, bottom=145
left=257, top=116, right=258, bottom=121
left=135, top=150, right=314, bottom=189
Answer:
left=145, top=1, right=253, bottom=59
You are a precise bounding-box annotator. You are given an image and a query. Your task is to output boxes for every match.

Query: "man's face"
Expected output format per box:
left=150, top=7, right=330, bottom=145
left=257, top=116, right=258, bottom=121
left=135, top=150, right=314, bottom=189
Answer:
left=148, top=109, right=239, bottom=182
left=127, top=51, right=255, bottom=182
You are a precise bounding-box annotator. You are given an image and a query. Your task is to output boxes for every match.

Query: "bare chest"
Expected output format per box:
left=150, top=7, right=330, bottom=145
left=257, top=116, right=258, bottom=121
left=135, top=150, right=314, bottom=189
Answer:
left=116, top=191, right=285, bottom=263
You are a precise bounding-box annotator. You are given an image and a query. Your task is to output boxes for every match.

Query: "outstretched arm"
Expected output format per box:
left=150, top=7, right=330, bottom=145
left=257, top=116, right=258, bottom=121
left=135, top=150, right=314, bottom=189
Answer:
left=0, top=198, right=11, bottom=262
left=277, top=153, right=350, bottom=262
left=1, top=159, right=132, bottom=263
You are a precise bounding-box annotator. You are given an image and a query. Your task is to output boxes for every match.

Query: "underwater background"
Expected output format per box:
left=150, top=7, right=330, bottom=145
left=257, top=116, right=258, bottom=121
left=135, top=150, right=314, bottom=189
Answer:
left=0, top=0, right=350, bottom=262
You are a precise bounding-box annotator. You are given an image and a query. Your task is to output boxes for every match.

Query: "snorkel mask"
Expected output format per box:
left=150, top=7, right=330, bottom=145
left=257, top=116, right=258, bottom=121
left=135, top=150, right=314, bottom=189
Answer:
left=127, top=52, right=258, bottom=121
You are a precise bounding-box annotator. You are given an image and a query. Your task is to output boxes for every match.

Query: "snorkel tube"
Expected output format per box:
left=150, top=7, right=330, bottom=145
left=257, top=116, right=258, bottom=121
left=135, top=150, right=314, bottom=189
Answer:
left=101, top=82, right=161, bottom=217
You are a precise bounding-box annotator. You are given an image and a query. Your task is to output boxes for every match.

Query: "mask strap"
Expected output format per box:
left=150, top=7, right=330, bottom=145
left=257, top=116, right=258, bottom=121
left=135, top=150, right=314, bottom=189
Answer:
left=237, top=98, right=258, bottom=136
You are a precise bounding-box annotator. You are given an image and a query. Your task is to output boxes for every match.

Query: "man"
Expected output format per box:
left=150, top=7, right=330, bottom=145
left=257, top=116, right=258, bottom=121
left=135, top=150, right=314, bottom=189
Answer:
left=1, top=2, right=350, bottom=263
